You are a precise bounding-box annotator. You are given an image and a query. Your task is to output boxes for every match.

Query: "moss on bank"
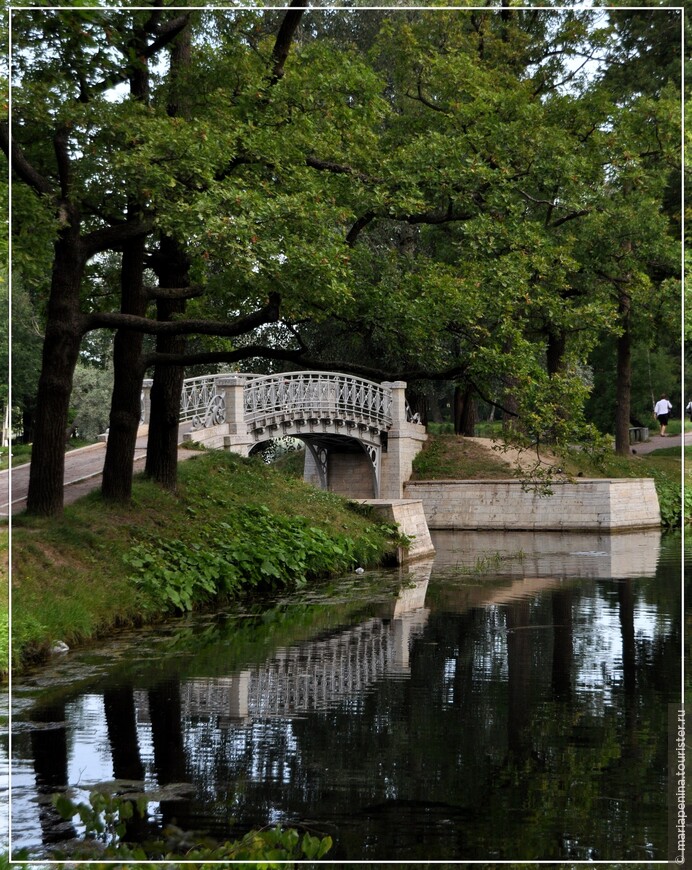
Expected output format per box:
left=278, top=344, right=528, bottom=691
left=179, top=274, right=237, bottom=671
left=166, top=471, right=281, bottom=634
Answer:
left=11, top=451, right=399, bottom=672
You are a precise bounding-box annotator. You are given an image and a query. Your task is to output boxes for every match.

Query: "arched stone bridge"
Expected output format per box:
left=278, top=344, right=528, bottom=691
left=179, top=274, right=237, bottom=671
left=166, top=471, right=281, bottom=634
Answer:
left=141, top=371, right=427, bottom=500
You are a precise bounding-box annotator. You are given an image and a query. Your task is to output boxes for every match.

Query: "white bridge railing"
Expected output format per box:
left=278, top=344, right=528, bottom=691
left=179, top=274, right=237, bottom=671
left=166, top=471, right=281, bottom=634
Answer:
left=174, top=371, right=394, bottom=432
left=244, top=372, right=392, bottom=429
left=179, top=375, right=228, bottom=430
left=140, top=370, right=424, bottom=498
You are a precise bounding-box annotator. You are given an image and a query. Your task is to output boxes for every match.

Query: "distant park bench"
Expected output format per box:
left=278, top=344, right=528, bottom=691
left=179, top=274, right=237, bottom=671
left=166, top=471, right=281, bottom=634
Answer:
left=628, top=426, right=649, bottom=444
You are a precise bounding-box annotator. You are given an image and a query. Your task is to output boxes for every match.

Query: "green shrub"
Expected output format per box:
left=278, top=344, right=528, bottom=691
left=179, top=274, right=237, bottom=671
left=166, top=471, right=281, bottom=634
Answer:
left=652, top=473, right=683, bottom=528
left=126, top=504, right=392, bottom=613
left=51, top=791, right=332, bottom=863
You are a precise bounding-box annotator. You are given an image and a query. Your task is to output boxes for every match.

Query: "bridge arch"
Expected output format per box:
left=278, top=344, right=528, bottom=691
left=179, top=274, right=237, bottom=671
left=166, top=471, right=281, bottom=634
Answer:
left=142, top=370, right=427, bottom=499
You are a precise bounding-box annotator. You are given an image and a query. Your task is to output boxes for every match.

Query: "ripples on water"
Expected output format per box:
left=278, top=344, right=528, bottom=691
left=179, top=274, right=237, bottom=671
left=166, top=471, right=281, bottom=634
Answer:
left=4, top=529, right=684, bottom=861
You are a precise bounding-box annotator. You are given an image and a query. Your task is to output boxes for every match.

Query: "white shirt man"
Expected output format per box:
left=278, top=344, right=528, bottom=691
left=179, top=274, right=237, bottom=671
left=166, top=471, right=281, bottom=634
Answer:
left=653, top=395, right=673, bottom=436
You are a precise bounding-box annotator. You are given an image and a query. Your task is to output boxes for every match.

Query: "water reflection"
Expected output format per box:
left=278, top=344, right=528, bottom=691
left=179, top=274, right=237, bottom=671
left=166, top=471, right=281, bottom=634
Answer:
left=8, top=532, right=682, bottom=861
left=433, top=528, right=662, bottom=578
left=179, top=566, right=431, bottom=724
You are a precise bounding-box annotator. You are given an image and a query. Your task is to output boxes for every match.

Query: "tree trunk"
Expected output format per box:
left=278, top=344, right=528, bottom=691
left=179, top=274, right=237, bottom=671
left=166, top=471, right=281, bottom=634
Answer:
left=145, top=238, right=189, bottom=490
left=26, top=223, right=85, bottom=517
left=614, top=288, right=632, bottom=455
left=546, top=327, right=566, bottom=376
left=102, top=25, right=151, bottom=503
left=453, top=383, right=476, bottom=436
left=145, top=27, right=192, bottom=491
left=101, top=231, right=147, bottom=502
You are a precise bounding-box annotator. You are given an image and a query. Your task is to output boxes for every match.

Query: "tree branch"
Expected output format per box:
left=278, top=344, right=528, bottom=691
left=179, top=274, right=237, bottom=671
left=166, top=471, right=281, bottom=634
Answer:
left=146, top=285, right=205, bottom=301
left=346, top=211, right=376, bottom=246
left=550, top=209, right=590, bottom=228
left=54, top=126, right=71, bottom=199
left=306, top=155, right=379, bottom=185
left=81, top=218, right=155, bottom=259
left=0, top=121, right=54, bottom=196
left=143, top=342, right=474, bottom=385
left=84, top=292, right=281, bottom=337
left=270, top=0, right=305, bottom=84
left=144, top=14, right=191, bottom=61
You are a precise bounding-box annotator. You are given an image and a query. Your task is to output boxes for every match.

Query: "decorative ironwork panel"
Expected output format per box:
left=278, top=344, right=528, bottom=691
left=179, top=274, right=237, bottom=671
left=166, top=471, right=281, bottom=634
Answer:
left=180, top=375, right=226, bottom=430
left=243, top=372, right=393, bottom=431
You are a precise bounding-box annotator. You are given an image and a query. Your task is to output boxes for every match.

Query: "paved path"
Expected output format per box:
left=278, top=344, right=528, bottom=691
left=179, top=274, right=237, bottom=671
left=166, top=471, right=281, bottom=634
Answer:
left=630, top=430, right=691, bottom=454
left=0, top=427, right=196, bottom=519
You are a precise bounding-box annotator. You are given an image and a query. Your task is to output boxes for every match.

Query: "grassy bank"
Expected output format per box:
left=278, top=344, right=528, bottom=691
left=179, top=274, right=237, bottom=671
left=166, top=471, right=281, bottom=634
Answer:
left=11, top=451, right=400, bottom=672
left=0, top=530, right=7, bottom=679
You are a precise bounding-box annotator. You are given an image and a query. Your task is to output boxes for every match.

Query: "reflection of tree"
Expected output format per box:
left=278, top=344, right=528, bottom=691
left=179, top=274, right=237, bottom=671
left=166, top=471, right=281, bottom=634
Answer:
left=148, top=682, right=191, bottom=829
left=507, top=599, right=532, bottom=756
left=17, top=554, right=680, bottom=860
left=104, top=688, right=145, bottom=781
left=551, top=588, right=573, bottom=700
left=165, top=580, right=677, bottom=860
left=618, top=581, right=636, bottom=698
left=29, top=702, right=77, bottom=845
left=103, top=687, right=148, bottom=840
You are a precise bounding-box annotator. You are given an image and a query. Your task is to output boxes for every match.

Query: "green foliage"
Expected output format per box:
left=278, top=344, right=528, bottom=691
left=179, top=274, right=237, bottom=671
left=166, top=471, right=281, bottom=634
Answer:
left=9, top=8, right=681, bottom=516
left=51, top=791, right=332, bottom=862
left=653, top=472, right=683, bottom=528
left=53, top=790, right=146, bottom=848
left=126, top=503, right=391, bottom=612
left=69, top=362, right=113, bottom=440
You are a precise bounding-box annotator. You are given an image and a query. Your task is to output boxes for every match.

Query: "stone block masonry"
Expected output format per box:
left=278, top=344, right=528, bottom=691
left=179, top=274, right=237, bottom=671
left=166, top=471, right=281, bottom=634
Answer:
left=358, top=499, right=436, bottom=562
left=404, top=478, right=661, bottom=531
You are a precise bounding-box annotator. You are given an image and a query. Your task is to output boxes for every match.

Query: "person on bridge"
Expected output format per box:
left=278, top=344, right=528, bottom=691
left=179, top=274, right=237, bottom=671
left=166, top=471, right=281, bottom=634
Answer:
left=653, top=393, right=673, bottom=437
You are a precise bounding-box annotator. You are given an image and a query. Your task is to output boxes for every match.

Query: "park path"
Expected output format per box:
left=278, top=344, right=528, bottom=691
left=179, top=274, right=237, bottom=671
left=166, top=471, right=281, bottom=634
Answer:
left=630, top=430, right=691, bottom=455
left=0, top=427, right=196, bottom=519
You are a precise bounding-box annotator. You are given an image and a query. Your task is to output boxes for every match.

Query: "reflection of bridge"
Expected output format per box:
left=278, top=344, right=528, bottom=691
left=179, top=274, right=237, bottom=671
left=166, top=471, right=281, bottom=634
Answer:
left=181, top=569, right=431, bottom=723
left=141, top=371, right=427, bottom=499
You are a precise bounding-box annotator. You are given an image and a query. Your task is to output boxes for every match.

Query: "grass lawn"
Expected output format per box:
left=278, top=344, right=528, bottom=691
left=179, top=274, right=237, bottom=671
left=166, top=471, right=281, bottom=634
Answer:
left=0, top=529, right=6, bottom=679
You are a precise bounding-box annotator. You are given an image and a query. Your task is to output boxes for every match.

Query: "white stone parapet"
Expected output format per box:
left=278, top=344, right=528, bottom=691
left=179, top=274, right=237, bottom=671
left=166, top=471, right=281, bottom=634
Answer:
left=404, top=478, right=661, bottom=531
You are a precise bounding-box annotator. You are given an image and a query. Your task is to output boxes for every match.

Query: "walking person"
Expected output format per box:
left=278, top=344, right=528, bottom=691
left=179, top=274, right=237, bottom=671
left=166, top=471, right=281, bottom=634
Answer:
left=653, top=393, right=673, bottom=436
left=686, top=399, right=692, bottom=422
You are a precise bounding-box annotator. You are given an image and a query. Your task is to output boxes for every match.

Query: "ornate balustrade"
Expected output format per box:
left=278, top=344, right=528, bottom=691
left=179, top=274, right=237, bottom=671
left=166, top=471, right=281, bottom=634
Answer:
left=164, top=371, right=395, bottom=434
left=179, top=375, right=226, bottom=430
left=244, top=372, right=393, bottom=431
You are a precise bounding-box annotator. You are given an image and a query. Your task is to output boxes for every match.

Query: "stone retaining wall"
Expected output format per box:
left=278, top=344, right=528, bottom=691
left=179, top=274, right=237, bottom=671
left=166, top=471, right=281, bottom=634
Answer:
left=404, top=478, right=660, bottom=531
left=359, top=498, right=436, bottom=562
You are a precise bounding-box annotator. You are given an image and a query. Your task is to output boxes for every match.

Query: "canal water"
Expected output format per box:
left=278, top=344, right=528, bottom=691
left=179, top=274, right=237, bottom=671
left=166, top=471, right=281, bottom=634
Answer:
left=6, top=529, right=683, bottom=861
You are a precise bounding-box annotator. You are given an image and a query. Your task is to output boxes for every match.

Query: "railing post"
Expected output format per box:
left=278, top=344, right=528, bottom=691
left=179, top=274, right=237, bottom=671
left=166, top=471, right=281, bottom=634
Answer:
left=382, top=381, right=407, bottom=428
left=379, top=380, right=427, bottom=499
left=215, top=376, right=247, bottom=434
